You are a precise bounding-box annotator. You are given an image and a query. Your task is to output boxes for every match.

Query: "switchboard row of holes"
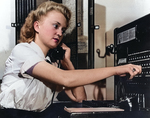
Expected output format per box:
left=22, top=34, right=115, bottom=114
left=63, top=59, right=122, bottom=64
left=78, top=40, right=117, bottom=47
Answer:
left=128, top=50, right=150, bottom=78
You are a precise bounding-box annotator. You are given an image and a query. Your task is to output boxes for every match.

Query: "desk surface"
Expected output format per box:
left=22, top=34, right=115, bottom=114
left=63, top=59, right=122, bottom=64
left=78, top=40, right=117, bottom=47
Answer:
left=0, top=101, right=150, bottom=118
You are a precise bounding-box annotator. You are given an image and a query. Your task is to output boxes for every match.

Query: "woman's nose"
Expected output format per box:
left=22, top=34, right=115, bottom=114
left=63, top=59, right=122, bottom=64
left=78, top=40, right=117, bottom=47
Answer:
left=57, top=28, right=63, bottom=37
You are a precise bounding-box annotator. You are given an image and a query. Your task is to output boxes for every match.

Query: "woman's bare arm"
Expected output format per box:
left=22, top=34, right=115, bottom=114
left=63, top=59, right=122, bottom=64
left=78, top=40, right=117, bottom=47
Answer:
left=32, top=61, right=141, bottom=88
left=60, top=53, right=87, bottom=102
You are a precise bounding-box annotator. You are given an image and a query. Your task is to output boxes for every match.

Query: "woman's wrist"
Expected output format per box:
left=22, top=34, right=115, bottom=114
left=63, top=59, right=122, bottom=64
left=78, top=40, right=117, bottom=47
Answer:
left=61, top=58, right=74, bottom=70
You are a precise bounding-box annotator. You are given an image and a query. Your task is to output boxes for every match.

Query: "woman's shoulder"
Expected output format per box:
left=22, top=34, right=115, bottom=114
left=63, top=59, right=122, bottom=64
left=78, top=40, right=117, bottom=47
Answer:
left=13, top=42, right=30, bottom=50
left=11, top=42, right=45, bottom=61
left=14, top=42, right=32, bottom=50
left=13, top=42, right=39, bottom=54
left=11, top=42, right=38, bottom=59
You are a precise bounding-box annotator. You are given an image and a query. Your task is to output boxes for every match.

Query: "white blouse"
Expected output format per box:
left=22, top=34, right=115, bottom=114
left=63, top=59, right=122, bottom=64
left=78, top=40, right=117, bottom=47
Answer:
left=0, top=41, right=58, bottom=112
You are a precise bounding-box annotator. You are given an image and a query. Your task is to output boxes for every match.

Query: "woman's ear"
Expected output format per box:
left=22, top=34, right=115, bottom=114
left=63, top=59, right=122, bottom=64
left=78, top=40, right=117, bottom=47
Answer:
left=34, top=21, right=40, bottom=33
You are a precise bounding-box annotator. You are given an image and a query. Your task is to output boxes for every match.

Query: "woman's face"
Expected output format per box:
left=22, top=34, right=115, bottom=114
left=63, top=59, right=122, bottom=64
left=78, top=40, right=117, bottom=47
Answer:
left=35, top=10, right=67, bottom=50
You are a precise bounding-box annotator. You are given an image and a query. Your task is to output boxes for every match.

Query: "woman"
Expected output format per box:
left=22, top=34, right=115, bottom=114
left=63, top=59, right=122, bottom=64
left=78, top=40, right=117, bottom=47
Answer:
left=0, top=1, right=141, bottom=113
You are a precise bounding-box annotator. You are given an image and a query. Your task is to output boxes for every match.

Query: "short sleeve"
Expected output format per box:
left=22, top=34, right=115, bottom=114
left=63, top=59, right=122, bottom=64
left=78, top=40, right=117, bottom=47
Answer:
left=20, top=55, right=44, bottom=79
left=11, top=42, right=46, bottom=79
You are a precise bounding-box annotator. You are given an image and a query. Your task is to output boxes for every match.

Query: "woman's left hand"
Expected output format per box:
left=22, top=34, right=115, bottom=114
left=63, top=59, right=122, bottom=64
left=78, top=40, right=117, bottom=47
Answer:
left=61, top=43, right=71, bottom=61
left=60, top=43, right=74, bottom=70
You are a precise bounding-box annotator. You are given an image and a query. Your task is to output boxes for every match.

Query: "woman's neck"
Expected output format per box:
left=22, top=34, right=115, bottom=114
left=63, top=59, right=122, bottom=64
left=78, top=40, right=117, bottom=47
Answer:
left=34, top=40, right=49, bottom=57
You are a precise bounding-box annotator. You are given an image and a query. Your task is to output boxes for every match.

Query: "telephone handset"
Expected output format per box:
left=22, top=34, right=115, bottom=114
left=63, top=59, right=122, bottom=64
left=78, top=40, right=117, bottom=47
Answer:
left=47, top=46, right=66, bottom=62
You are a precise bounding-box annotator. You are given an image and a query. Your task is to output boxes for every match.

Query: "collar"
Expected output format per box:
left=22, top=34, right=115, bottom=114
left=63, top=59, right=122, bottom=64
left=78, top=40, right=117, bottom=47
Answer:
left=30, top=41, right=45, bottom=59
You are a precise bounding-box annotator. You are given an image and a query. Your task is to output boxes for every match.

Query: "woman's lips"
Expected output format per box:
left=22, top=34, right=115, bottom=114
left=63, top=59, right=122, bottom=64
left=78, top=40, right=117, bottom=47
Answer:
left=53, top=38, right=59, bottom=43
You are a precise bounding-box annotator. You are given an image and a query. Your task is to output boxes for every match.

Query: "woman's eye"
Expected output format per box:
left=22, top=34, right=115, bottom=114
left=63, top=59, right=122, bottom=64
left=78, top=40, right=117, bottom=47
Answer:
left=62, top=29, right=66, bottom=34
left=53, top=24, right=58, bottom=29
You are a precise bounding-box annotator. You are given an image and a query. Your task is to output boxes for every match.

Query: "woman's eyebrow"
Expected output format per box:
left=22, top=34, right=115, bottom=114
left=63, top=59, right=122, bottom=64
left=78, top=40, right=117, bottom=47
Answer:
left=55, top=21, right=67, bottom=28
left=55, top=21, right=61, bottom=25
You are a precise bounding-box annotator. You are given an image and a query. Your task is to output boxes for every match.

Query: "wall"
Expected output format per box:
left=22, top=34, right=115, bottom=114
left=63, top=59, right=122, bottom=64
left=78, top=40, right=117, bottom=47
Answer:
left=0, top=0, right=15, bottom=79
left=95, top=0, right=150, bottom=100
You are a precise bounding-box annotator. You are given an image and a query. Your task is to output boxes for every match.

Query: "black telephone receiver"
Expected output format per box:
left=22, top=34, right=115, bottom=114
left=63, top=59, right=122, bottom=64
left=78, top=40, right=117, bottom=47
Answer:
left=47, top=46, right=66, bottom=62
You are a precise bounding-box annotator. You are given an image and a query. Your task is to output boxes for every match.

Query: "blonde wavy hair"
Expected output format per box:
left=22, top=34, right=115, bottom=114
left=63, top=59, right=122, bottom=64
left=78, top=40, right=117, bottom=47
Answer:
left=19, top=1, right=71, bottom=43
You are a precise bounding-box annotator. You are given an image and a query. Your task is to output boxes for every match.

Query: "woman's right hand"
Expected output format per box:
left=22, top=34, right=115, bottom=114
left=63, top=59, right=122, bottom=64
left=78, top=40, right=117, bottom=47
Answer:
left=115, top=64, right=142, bottom=79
